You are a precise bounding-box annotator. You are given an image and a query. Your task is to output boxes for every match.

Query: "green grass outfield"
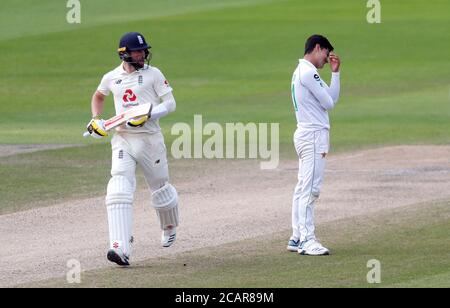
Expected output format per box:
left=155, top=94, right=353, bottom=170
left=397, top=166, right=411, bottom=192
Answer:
left=1, top=0, right=449, bottom=288
left=0, top=0, right=448, bottom=146
left=0, top=0, right=449, bottom=213
left=25, top=200, right=450, bottom=288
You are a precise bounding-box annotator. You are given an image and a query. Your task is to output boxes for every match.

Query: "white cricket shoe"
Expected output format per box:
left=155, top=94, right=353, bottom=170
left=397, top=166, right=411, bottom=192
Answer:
left=287, top=237, right=300, bottom=252
left=107, top=248, right=130, bottom=266
left=298, top=239, right=330, bottom=256
left=161, top=227, right=176, bottom=247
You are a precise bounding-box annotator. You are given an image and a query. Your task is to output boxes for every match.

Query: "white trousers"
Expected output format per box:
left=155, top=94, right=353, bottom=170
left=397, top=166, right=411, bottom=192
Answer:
left=106, top=131, right=170, bottom=256
left=291, top=128, right=329, bottom=242
left=111, top=131, right=169, bottom=191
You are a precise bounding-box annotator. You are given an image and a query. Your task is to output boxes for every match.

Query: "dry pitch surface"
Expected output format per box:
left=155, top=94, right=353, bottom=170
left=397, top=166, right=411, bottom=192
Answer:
left=0, top=145, right=449, bottom=287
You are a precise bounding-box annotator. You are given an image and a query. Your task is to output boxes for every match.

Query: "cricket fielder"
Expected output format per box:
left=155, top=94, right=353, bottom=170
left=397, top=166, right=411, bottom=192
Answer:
left=287, top=35, right=341, bottom=255
left=86, top=32, right=179, bottom=266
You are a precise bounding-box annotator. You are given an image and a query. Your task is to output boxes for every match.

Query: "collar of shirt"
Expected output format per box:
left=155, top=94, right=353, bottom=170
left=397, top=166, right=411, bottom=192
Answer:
left=299, top=58, right=317, bottom=70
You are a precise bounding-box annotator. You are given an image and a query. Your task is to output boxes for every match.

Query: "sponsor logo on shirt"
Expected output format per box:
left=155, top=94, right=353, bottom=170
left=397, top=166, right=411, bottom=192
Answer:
left=122, top=89, right=138, bottom=107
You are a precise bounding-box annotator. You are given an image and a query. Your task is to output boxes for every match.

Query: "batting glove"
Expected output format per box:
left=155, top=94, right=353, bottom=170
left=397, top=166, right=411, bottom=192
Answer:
left=126, top=115, right=149, bottom=128
left=86, top=118, right=108, bottom=139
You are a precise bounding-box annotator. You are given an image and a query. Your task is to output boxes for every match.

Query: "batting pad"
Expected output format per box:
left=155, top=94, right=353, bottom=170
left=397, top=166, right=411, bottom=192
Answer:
left=151, top=183, right=179, bottom=230
left=106, top=176, right=134, bottom=205
left=106, top=176, right=134, bottom=256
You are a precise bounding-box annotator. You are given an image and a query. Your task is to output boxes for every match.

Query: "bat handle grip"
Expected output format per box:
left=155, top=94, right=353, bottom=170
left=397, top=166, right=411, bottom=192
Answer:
left=83, top=131, right=90, bottom=138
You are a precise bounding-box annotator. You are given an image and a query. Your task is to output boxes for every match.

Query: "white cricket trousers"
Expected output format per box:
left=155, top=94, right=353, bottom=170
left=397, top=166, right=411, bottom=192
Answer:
left=111, top=131, right=169, bottom=191
left=291, top=128, right=329, bottom=243
left=106, top=131, right=170, bottom=257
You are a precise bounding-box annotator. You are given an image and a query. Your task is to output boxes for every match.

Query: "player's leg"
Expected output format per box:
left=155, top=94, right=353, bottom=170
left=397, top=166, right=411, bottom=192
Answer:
left=288, top=129, right=308, bottom=251
left=288, top=158, right=303, bottom=251
left=296, top=139, right=314, bottom=241
left=139, top=133, right=179, bottom=248
left=106, top=134, right=137, bottom=265
left=297, top=130, right=329, bottom=256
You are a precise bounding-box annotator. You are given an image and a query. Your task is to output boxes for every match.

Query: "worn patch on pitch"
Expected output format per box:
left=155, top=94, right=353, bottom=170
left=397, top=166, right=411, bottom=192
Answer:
left=0, top=144, right=82, bottom=157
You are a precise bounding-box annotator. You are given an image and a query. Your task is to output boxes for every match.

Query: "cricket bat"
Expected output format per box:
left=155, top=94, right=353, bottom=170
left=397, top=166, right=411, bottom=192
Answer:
left=83, top=103, right=152, bottom=137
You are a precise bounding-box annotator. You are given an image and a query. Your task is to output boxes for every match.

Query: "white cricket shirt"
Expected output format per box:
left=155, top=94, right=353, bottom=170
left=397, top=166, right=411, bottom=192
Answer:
left=291, top=59, right=340, bottom=131
left=97, top=63, right=173, bottom=133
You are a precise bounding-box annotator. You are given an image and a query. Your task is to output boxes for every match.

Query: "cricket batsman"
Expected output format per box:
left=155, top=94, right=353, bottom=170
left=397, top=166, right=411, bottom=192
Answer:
left=287, top=35, right=341, bottom=255
left=85, top=32, right=179, bottom=266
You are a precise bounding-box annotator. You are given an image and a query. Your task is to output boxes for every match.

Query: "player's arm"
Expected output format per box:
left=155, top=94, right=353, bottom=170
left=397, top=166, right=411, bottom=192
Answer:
left=151, top=68, right=176, bottom=119
left=85, top=73, right=111, bottom=137
left=127, top=69, right=176, bottom=127
left=325, top=52, right=341, bottom=103
left=126, top=92, right=176, bottom=127
left=323, top=73, right=340, bottom=104
left=85, top=90, right=108, bottom=138
left=301, top=70, right=335, bottom=110
left=91, top=91, right=106, bottom=118
left=151, top=92, right=176, bottom=120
